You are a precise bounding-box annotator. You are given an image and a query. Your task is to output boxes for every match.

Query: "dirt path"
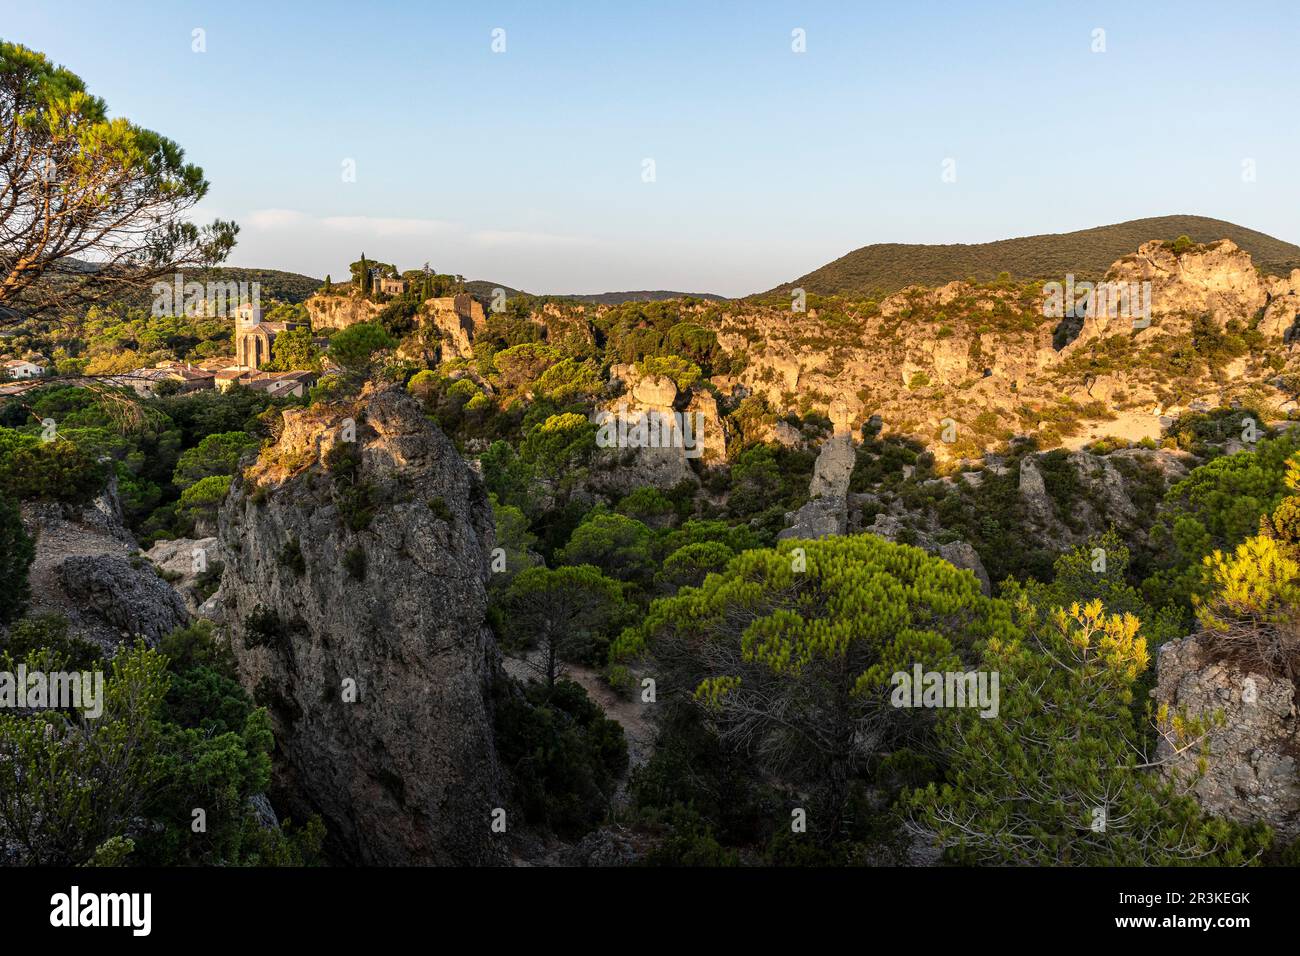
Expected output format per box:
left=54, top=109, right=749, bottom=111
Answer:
left=502, top=653, right=657, bottom=781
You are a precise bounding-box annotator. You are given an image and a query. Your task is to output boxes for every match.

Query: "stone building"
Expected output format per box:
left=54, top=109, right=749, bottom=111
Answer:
left=233, top=303, right=299, bottom=370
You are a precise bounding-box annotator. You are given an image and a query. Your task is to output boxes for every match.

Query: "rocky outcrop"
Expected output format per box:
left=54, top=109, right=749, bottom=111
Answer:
left=303, top=294, right=383, bottom=331
left=686, top=389, right=728, bottom=464
left=1069, top=240, right=1278, bottom=352
left=779, top=434, right=855, bottom=540
left=1260, top=269, right=1300, bottom=339
left=144, top=536, right=220, bottom=614
left=218, top=384, right=506, bottom=865
left=19, top=478, right=189, bottom=652
left=695, top=237, right=1300, bottom=465
left=937, top=541, right=991, bottom=595
left=778, top=497, right=848, bottom=540
left=808, top=434, right=856, bottom=500
left=591, top=371, right=712, bottom=492
left=1017, top=455, right=1054, bottom=527
left=424, top=294, right=487, bottom=361
left=1153, top=632, right=1300, bottom=841
left=56, top=554, right=188, bottom=643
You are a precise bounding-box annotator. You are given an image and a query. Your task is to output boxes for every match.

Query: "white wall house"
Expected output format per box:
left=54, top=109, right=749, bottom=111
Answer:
left=2, top=359, right=44, bottom=379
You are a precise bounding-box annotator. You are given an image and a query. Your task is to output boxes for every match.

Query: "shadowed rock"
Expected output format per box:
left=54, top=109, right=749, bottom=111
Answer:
left=218, top=384, right=506, bottom=865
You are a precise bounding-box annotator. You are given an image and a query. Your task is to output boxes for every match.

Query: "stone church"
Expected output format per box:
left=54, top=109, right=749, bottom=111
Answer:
left=233, top=303, right=298, bottom=370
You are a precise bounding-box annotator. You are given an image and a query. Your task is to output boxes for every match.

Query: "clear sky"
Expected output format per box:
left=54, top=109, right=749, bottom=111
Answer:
left=3, top=0, right=1298, bottom=296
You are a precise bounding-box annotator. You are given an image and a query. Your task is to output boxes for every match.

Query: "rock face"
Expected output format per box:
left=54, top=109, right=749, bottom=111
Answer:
left=1017, top=455, right=1054, bottom=527
left=303, top=294, right=384, bottom=331
left=937, top=541, right=991, bottom=595
left=1068, top=238, right=1300, bottom=352
left=808, top=434, right=856, bottom=500
left=425, top=294, right=487, bottom=361
left=1015, top=448, right=1187, bottom=551
left=306, top=293, right=488, bottom=362
left=19, top=478, right=189, bottom=652
left=218, top=384, right=506, bottom=865
left=1261, top=269, right=1300, bottom=339
left=685, top=389, right=728, bottom=464
left=1153, top=633, right=1300, bottom=841
left=779, top=435, right=855, bottom=540
left=591, top=369, right=714, bottom=492
left=1097, top=239, right=1268, bottom=328
left=57, top=555, right=189, bottom=643
left=145, top=536, right=220, bottom=614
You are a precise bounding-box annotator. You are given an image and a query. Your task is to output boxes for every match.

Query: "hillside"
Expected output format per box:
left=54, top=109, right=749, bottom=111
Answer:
left=188, top=267, right=322, bottom=303
left=464, top=280, right=726, bottom=305
left=773, top=215, right=1300, bottom=298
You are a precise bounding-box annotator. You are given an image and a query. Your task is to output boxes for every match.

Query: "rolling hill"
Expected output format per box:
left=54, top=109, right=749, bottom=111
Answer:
left=464, top=280, right=726, bottom=305
left=771, top=215, right=1300, bottom=298
left=189, top=267, right=322, bottom=303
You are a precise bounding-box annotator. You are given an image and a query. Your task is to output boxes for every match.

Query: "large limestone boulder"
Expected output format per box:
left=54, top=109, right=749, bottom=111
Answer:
left=18, top=477, right=187, bottom=652
left=218, top=384, right=505, bottom=865
left=56, top=554, right=189, bottom=643
left=1017, top=455, right=1054, bottom=527
left=631, top=374, right=677, bottom=408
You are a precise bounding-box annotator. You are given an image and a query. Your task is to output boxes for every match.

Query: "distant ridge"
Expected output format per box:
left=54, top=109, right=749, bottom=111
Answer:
left=772, top=215, right=1300, bottom=298
left=464, top=280, right=726, bottom=305
left=191, top=267, right=322, bottom=303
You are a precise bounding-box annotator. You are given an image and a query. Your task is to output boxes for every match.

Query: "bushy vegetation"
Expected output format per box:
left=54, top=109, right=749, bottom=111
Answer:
left=0, top=620, right=324, bottom=866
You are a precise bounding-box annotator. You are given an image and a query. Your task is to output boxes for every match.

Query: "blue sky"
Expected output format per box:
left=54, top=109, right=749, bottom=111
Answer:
left=3, top=0, right=1297, bottom=296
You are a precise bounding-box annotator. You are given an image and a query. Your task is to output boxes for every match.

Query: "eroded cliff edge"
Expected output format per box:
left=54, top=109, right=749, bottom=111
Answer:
left=217, top=383, right=505, bottom=864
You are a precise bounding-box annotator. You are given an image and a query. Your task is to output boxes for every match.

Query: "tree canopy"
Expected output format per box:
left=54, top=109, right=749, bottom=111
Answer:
left=0, top=41, right=236, bottom=322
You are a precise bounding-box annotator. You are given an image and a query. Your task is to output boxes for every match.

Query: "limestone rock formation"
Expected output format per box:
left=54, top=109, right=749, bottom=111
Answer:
left=685, top=388, right=728, bottom=464
left=590, top=369, right=719, bottom=492
left=807, top=434, right=856, bottom=500
left=937, top=541, right=991, bottom=595
left=779, top=434, right=855, bottom=540
left=1068, top=239, right=1278, bottom=353
left=303, top=294, right=384, bottom=331
left=1014, top=448, right=1188, bottom=552
left=1153, top=632, right=1300, bottom=841
left=424, top=294, right=487, bottom=361
left=631, top=374, right=677, bottom=407
left=778, top=497, right=848, bottom=540
left=698, top=235, right=1300, bottom=467
left=1260, top=269, right=1300, bottom=339
left=19, top=477, right=188, bottom=652
left=56, top=554, right=189, bottom=643
left=218, top=384, right=506, bottom=865
left=145, top=536, right=220, bottom=614
left=1017, top=455, right=1054, bottom=527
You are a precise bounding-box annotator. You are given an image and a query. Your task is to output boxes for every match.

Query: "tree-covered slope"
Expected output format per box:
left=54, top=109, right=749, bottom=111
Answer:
left=773, top=216, right=1300, bottom=297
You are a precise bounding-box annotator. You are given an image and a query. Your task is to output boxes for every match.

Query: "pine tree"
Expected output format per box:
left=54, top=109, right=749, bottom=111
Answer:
left=901, top=595, right=1270, bottom=865
left=614, top=536, right=1012, bottom=837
